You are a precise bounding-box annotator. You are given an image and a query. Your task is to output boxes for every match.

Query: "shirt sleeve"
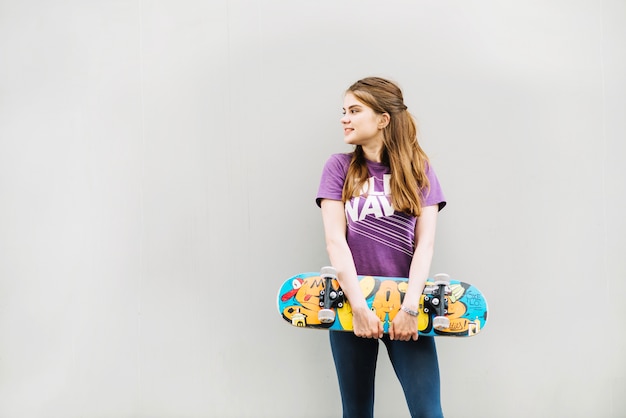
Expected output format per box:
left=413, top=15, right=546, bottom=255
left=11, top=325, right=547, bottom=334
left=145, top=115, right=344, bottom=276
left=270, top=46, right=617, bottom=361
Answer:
left=315, top=153, right=350, bottom=207
left=422, top=164, right=447, bottom=211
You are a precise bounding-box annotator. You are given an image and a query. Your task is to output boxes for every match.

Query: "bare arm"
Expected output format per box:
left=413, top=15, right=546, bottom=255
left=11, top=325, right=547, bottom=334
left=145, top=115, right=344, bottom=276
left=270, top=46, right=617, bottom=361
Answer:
left=389, top=204, right=439, bottom=341
left=320, top=199, right=383, bottom=338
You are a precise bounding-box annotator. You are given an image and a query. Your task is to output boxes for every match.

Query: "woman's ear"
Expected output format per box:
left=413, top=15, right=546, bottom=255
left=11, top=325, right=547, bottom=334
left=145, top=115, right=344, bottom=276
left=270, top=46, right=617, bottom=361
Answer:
left=378, top=113, right=390, bottom=129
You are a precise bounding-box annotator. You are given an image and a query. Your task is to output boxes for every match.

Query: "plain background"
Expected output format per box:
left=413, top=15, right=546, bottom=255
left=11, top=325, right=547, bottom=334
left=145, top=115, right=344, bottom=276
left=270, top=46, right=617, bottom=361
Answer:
left=1, top=1, right=625, bottom=417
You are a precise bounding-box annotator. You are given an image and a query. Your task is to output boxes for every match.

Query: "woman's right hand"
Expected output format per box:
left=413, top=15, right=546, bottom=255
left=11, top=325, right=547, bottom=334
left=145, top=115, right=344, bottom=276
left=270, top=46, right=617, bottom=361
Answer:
left=351, top=306, right=383, bottom=339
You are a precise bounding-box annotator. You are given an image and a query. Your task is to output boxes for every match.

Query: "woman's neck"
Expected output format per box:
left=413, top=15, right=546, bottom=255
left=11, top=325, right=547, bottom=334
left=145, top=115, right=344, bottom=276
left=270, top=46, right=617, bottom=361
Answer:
left=361, top=144, right=383, bottom=163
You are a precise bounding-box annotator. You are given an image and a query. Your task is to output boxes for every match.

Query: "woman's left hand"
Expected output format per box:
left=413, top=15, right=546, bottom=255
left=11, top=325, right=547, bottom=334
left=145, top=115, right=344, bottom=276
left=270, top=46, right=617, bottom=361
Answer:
left=389, top=310, right=419, bottom=341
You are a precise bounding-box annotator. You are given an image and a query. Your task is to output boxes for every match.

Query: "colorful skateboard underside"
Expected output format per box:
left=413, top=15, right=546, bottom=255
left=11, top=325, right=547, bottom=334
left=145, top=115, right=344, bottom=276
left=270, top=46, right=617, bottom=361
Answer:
left=277, top=272, right=488, bottom=337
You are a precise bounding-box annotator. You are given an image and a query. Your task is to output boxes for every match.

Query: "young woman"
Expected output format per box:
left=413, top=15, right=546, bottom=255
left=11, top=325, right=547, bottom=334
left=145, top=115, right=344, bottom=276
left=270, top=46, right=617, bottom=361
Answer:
left=316, top=77, right=446, bottom=418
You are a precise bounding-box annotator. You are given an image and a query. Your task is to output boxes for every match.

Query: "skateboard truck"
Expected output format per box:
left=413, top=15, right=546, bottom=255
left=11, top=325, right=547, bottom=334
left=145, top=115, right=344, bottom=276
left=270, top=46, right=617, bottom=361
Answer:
left=318, top=266, right=345, bottom=324
left=423, top=273, right=451, bottom=331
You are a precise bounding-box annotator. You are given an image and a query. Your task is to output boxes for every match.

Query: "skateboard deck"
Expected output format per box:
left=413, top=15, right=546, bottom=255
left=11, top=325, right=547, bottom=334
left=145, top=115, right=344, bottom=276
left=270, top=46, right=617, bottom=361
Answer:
left=277, top=267, right=488, bottom=337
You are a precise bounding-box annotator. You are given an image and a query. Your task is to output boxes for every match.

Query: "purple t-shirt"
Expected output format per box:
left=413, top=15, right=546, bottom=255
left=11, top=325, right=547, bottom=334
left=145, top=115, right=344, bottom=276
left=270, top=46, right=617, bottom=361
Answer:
left=316, top=153, right=446, bottom=278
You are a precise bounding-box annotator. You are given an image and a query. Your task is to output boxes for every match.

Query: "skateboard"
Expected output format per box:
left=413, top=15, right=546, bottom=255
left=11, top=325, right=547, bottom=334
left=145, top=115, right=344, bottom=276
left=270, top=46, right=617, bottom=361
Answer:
left=277, top=266, right=488, bottom=337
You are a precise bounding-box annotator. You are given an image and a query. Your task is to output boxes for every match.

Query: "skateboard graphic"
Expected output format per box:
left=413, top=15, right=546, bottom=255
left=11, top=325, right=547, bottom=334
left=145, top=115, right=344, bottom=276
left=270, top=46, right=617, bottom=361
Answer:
left=277, top=267, right=488, bottom=337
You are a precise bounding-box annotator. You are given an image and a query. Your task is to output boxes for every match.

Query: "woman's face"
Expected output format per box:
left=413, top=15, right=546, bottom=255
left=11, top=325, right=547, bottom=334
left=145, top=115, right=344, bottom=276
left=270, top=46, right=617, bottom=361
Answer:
left=341, top=93, right=386, bottom=149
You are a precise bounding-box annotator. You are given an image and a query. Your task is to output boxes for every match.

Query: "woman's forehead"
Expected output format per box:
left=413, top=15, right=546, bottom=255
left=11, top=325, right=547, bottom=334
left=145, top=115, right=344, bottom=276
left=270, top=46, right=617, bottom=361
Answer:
left=343, top=92, right=367, bottom=108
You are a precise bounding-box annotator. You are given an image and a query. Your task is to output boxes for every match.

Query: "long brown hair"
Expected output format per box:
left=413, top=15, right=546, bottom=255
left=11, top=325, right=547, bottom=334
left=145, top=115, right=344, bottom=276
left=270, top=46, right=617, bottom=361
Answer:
left=342, top=77, right=430, bottom=217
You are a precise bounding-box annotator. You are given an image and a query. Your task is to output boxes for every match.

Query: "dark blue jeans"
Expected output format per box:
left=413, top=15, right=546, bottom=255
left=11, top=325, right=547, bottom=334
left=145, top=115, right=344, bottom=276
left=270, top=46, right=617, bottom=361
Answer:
left=329, top=331, right=443, bottom=418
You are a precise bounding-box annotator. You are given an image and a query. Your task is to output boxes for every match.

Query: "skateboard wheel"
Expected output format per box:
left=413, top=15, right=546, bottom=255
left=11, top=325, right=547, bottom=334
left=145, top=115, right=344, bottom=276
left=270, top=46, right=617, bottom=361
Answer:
left=433, top=316, right=450, bottom=331
left=433, top=273, right=450, bottom=282
left=318, top=309, right=335, bottom=324
left=320, top=266, right=338, bottom=279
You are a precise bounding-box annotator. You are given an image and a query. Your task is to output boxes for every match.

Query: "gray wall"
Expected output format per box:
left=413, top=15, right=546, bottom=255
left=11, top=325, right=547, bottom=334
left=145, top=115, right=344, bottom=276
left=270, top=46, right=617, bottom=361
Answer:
left=1, top=1, right=624, bottom=417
